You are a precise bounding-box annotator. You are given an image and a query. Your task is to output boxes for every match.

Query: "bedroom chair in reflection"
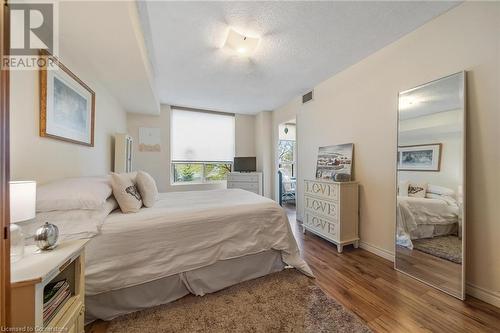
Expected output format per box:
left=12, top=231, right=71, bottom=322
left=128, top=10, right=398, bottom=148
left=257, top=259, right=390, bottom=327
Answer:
left=9, top=180, right=36, bottom=262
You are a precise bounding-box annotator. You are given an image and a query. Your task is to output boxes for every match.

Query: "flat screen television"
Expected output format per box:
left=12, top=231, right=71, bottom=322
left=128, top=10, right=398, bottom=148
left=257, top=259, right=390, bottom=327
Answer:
left=233, top=157, right=256, bottom=172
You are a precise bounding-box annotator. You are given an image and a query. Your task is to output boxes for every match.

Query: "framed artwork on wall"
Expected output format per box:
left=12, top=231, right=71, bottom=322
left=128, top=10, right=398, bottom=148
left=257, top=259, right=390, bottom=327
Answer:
left=398, top=143, right=442, bottom=171
left=139, top=127, right=161, bottom=152
left=315, top=143, right=354, bottom=181
left=39, top=50, right=95, bottom=146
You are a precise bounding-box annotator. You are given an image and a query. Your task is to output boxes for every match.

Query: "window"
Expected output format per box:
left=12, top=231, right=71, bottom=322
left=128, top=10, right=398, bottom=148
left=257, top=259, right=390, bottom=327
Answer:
left=171, top=108, right=235, bottom=184
left=278, top=140, right=296, bottom=179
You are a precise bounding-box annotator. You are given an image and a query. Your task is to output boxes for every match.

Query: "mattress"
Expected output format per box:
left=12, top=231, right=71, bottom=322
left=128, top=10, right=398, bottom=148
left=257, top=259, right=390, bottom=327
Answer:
left=85, top=189, right=312, bottom=295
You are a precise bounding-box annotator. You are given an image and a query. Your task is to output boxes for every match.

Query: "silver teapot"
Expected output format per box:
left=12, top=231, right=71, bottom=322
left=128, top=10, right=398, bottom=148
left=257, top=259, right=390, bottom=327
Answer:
left=34, top=222, right=59, bottom=250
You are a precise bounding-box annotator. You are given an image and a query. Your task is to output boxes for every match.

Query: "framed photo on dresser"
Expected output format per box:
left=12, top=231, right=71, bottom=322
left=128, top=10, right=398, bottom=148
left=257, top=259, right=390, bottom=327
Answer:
left=315, top=143, right=353, bottom=181
left=39, top=50, right=95, bottom=146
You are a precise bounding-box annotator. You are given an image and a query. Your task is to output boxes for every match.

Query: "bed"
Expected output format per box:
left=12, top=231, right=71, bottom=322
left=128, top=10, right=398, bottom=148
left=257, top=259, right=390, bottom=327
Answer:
left=25, top=185, right=312, bottom=322
left=84, top=189, right=312, bottom=321
left=396, top=195, right=459, bottom=249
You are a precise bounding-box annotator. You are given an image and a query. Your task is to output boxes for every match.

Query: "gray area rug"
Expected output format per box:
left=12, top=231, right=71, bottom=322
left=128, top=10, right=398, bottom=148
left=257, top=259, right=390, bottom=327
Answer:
left=414, top=235, right=462, bottom=264
left=107, top=269, right=371, bottom=333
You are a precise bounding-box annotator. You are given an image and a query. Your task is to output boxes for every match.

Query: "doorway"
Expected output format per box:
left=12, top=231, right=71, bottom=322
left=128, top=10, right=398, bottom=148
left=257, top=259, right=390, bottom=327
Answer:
left=277, top=119, right=296, bottom=214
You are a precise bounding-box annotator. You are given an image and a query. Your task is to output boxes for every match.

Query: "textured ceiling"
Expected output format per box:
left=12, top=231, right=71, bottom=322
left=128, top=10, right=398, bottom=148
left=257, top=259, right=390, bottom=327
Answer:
left=141, top=1, right=460, bottom=114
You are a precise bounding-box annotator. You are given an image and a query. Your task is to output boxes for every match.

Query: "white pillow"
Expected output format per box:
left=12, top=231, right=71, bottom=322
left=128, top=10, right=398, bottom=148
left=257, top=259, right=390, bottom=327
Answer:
left=135, top=171, right=159, bottom=208
left=36, top=177, right=112, bottom=212
left=408, top=183, right=427, bottom=198
left=398, top=180, right=409, bottom=197
left=23, top=197, right=118, bottom=242
left=110, top=173, right=142, bottom=213
left=426, top=193, right=458, bottom=205
left=427, top=184, right=455, bottom=197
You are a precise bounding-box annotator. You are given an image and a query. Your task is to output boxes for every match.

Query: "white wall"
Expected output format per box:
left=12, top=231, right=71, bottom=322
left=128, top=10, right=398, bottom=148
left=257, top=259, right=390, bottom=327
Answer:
left=10, top=53, right=127, bottom=183
left=235, top=114, right=256, bottom=157
left=272, top=2, right=500, bottom=304
left=127, top=105, right=257, bottom=192
left=278, top=123, right=296, bottom=141
left=254, top=111, right=273, bottom=198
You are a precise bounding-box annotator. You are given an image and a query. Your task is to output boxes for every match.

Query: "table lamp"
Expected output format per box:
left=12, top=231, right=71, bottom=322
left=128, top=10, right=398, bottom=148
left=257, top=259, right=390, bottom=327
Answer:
left=10, top=181, right=36, bottom=262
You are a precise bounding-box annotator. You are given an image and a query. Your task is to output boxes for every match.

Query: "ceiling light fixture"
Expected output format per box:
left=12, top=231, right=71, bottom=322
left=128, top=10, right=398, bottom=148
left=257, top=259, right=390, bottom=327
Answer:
left=224, top=29, right=260, bottom=56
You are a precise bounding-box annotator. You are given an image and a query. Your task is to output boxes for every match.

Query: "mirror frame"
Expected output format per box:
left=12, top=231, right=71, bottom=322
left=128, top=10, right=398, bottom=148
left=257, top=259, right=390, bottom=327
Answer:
left=394, top=71, right=466, bottom=300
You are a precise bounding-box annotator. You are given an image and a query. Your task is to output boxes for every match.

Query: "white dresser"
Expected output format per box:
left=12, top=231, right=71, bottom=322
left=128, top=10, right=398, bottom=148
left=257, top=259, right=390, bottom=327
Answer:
left=303, top=179, right=359, bottom=253
left=227, top=172, right=263, bottom=195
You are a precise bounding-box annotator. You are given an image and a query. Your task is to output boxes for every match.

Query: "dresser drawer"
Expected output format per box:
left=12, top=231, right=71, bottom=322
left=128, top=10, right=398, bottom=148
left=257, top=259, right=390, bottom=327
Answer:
left=304, top=195, right=338, bottom=220
left=227, top=182, right=259, bottom=192
left=304, top=180, right=339, bottom=201
left=304, top=211, right=338, bottom=240
left=227, top=173, right=260, bottom=183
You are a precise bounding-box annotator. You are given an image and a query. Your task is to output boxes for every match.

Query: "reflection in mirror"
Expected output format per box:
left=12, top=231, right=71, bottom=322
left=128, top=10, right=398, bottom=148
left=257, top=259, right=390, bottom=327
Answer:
left=395, top=72, right=465, bottom=299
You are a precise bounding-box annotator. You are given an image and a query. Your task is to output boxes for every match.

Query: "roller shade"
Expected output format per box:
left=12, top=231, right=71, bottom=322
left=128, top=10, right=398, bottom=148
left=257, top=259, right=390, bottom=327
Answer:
left=171, top=108, right=235, bottom=162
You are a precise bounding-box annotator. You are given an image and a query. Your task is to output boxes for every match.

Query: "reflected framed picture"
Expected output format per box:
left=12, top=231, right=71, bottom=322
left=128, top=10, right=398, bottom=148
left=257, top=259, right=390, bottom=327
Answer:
left=39, top=50, right=95, bottom=146
left=398, top=144, right=441, bottom=171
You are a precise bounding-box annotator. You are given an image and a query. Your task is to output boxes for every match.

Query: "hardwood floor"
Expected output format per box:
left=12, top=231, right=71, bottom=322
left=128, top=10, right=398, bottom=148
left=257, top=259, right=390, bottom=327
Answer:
left=396, top=244, right=462, bottom=297
left=285, top=206, right=500, bottom=332
left=88, top=205, right=500, bottom=332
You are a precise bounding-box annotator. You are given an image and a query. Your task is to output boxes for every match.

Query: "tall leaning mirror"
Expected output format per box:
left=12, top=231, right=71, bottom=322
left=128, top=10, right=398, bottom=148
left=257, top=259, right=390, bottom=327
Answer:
left=395, top=72, right=466, bottom=299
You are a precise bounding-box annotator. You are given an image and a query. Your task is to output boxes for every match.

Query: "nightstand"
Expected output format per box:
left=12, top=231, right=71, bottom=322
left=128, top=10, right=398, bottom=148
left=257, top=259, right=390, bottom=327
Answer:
left=10, top=239, right=89, bottom=332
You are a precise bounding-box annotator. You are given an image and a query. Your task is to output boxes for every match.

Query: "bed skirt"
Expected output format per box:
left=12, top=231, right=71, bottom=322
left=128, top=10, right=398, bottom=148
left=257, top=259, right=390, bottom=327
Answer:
left=85, top=250, right=285, bottom=323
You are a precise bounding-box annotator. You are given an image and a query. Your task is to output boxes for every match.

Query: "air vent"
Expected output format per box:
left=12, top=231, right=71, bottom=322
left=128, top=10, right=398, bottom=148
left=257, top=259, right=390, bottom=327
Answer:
left=302, top=90, right=314, bottom=104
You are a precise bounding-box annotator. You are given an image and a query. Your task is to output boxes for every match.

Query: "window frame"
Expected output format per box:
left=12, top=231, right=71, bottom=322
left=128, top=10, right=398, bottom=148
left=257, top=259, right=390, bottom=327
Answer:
left=170, top=107, right=235, bottom=185
left=278, top=139, right=296, bottom=178
left=170, top=160, right=233, bottom=185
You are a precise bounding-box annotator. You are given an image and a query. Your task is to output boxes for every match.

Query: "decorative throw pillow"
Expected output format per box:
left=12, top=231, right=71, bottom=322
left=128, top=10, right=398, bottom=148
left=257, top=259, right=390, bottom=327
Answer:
left=398, top=180, right=409, bottom=197
left=408, top=183, right=427, bottom=198
left=110, top=172, right=142, bottom=213
left=135, top=171, right=159, bottom=208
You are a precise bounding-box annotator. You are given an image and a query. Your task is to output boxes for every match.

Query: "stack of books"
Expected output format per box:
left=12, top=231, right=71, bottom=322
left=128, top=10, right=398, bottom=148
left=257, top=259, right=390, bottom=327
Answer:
left=43, top=279, right=71, bottom=324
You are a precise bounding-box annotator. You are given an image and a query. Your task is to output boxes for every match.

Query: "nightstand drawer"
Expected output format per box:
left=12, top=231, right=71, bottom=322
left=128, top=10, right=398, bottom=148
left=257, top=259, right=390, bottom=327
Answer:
left=304, top=195, right=338, bottom=220
left=51, top=298, right=84, bottom=333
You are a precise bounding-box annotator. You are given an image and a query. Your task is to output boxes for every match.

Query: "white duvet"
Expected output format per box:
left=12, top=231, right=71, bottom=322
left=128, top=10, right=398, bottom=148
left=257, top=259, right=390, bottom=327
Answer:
left=397, top=195, right=459, bottom=248
left=85, top=189, right=312, bottom=295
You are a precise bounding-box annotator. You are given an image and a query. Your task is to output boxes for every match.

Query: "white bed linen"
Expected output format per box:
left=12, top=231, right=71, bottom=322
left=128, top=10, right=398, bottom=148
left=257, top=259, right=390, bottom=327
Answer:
left=397, top=195, right=459, bottom=249
left=19, top=198, right=117, bottom=242
left=85, top=189, right=312, bottom=295
left=85, top=250, right=284, bottom=322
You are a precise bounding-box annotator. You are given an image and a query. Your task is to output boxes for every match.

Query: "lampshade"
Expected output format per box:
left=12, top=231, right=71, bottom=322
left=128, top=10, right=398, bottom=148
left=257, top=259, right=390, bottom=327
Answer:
left=10, top=181, right=36, bottom=223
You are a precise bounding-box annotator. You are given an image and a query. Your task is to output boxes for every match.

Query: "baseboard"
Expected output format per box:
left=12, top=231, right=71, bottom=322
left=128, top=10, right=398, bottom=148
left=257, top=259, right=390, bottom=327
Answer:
left=359, top=241, right=395, bottom=262
left=466, top=283, right=500, bottom=308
